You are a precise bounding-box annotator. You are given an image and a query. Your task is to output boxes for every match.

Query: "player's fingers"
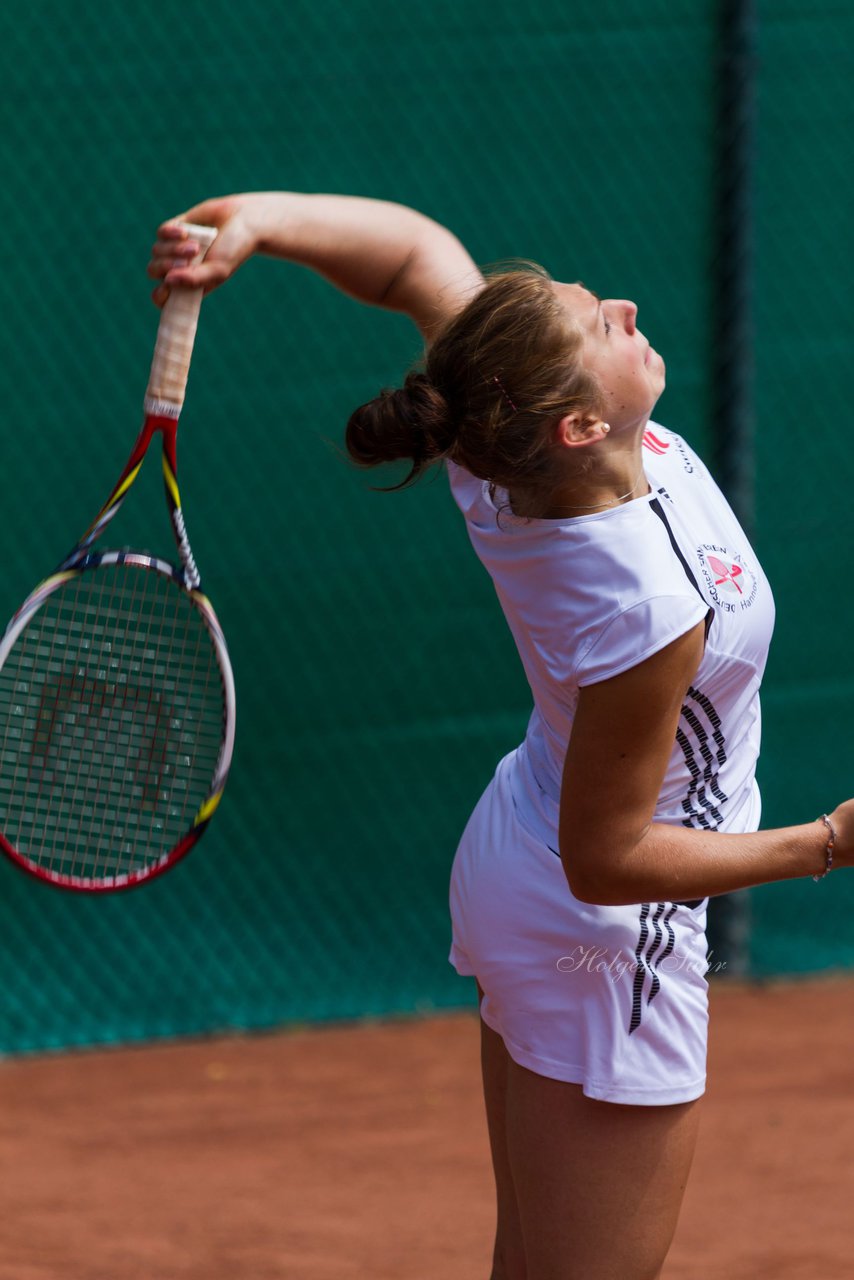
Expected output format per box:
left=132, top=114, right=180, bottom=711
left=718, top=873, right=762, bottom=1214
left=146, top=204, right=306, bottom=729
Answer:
left=151, top=236, right=199, bottom=258
left=161, top=258, right=235, bottom=294
left=149, top=256, right=230, bottom=299
left=147, top=239, right=202, bottom=279
left=155, top=221, right=192, bottom=241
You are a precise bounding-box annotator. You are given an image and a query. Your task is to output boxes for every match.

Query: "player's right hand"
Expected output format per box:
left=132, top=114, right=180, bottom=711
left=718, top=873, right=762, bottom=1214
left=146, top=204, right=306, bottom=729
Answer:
left=148, top=195, right=257, bottom=306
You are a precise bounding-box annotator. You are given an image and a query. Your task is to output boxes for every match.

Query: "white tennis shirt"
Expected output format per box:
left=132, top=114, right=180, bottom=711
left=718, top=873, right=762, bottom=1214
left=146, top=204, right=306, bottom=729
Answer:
left=448, top=423, right=776, bottom=848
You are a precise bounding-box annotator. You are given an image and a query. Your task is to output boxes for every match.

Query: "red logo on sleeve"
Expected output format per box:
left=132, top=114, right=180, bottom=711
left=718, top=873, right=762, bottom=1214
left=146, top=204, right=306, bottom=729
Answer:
left=643, top=430, right=670, bottom=455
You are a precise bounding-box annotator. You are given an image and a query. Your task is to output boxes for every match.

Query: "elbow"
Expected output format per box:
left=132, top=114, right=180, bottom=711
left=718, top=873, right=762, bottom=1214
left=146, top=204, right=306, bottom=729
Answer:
left=562, top=862, right=617, bottom=907
left=561, top=847, right=641, bottom=907
left=566, top=874, right=625, bottom=907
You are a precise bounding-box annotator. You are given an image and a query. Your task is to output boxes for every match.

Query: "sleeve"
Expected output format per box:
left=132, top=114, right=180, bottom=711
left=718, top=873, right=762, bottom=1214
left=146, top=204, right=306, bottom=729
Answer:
left=445, top=459, right=485, bottom=518
left=575, top=594, right=709, bottom=687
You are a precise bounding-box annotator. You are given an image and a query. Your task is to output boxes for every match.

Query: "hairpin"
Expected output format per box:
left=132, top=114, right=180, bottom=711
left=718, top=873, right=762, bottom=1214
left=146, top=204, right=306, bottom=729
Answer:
left=492, top=374, right=518, bottom=413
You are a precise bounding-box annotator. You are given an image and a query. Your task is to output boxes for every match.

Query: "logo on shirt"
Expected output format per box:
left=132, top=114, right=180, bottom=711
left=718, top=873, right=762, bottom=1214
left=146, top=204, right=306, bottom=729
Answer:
left=643, top=429, right=670, bottom=455
left=695, top=544, right=758, bottom=613
left=643, top=428, right=695, bottom=474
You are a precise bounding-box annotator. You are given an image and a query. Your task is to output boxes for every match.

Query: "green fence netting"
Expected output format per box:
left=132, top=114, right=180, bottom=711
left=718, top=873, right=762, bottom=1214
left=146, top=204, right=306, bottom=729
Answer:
left=0, top=0, right=849, bottom=1054
left=748, top=0, right=854, bottom=974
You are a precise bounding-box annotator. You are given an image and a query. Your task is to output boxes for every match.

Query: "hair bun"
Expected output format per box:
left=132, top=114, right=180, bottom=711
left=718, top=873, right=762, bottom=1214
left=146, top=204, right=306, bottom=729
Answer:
left=345, top=372, right=455, bottom=481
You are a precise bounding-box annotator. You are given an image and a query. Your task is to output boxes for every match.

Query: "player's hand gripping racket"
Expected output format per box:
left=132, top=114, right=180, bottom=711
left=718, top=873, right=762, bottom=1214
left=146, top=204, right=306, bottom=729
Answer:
left=0, top=223, right=235, bottom=891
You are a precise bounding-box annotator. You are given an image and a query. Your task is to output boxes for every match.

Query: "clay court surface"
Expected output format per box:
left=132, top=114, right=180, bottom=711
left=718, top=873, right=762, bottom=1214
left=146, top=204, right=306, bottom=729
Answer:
left=2, top=976, right=853, bottom=1280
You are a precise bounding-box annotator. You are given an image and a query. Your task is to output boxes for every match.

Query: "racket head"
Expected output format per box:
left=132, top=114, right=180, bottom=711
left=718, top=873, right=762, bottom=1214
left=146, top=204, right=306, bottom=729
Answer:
left=0, top=552, right=235, bottom=891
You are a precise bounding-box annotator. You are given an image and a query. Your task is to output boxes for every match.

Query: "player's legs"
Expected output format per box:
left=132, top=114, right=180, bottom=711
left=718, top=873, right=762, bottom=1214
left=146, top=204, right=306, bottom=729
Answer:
left=478, top=986, right=527, bottom=1280
left=504, top=1059, right=701, bottom=1280
left=479, top=993, right=700, bottom=1280
left=459, top=757, right=706, bottom=1277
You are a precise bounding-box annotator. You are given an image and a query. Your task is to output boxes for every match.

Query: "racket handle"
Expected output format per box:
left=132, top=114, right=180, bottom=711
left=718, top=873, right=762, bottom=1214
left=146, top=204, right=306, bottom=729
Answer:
left=145, top=221, right=217, bottom=417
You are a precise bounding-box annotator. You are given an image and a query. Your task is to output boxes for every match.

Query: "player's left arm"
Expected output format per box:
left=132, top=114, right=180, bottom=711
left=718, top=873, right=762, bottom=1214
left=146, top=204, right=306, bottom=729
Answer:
left=560, top=623, right=834, bottom=904
left=149, top=192, right=483, bottom=343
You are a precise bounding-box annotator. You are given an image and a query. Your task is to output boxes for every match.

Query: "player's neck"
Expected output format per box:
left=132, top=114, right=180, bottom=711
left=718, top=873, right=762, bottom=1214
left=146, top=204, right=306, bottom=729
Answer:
left=512, top=447, right=649, bottom=520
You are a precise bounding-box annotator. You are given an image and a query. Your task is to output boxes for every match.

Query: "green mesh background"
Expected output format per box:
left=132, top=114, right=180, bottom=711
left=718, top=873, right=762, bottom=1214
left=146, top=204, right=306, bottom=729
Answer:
left=748, top=0, right=854, bottom=975
left=0, top=0, right=847, bottom=1055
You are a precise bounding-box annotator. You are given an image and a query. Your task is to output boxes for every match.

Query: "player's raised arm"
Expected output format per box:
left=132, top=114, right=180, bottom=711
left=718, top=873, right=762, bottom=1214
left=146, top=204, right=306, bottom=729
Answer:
left=149, top=193, right=484, bottom=342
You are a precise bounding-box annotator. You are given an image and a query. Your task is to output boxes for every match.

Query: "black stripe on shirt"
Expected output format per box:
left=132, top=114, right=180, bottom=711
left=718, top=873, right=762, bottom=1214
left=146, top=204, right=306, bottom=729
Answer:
left=649, top=498, right=704, bottom=598
left=678, top=690, right=729, bottom=830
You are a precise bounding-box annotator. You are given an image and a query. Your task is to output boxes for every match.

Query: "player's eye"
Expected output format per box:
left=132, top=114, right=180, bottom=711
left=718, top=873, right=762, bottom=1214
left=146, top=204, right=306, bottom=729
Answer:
left=603, top=314, right=611, bottom=336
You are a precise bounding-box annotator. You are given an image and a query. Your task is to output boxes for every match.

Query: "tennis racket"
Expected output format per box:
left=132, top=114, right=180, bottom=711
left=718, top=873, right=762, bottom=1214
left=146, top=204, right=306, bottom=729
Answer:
left=0, top=222, right=236, bottom=891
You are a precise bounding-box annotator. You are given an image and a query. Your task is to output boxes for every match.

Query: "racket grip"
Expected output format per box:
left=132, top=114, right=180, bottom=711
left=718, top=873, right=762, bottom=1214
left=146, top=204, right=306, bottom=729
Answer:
left=145, top=221, right=218, bottom=417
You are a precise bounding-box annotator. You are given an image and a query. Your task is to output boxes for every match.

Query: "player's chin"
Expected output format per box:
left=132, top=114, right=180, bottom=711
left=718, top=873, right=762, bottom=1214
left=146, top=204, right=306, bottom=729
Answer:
left=645, top=385, right=664, bottom=420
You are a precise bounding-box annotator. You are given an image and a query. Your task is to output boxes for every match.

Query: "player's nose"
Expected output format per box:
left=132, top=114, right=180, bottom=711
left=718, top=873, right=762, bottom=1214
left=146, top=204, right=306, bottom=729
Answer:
left=610, top=299, right=638, bottom=335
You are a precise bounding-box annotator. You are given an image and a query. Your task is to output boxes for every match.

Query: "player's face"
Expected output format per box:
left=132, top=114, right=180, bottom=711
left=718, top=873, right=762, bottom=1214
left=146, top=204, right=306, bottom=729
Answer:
left=553, top=282, right=666, bottom=430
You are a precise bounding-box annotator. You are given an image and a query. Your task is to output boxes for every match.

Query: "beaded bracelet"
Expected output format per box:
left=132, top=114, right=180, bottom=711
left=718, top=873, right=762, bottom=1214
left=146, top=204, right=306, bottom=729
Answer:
left=812, top=813, right=836, bottom=882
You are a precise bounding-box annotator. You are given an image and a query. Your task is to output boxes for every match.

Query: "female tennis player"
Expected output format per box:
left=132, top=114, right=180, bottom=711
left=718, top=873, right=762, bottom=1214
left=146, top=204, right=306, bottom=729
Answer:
left=150, top=194, right=853, bottom=1280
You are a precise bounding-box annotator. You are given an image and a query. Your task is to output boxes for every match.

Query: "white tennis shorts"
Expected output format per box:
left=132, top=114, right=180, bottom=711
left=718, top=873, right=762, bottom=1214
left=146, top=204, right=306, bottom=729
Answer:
left=449, top=751, right=710, bottom=1105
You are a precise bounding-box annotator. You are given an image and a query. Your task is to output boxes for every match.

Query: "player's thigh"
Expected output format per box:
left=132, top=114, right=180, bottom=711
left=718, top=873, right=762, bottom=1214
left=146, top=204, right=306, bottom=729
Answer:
left=505, top=1059, right=701, bottom=1280
left=478, top=990, right=526, bottom=1280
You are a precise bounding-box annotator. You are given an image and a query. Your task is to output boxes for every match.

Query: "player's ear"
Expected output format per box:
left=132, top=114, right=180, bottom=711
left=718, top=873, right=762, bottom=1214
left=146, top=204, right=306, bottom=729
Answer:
left=555, top=412, right=610, bottom=450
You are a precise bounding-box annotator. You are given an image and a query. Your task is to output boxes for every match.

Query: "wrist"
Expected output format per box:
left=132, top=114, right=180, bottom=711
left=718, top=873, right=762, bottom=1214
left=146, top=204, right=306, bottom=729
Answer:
left=241, top=192, right=298, bottom=258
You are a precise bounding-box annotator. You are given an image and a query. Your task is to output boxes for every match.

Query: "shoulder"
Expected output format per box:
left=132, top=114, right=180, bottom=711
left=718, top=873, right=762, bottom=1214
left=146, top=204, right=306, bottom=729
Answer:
left=546, top=496, right=702, bottom=606
left=448, top=461, right=703, bottom=599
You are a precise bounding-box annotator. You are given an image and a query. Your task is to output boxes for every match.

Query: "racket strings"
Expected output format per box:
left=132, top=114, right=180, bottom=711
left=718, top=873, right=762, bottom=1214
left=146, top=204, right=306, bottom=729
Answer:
left=86, top=562, right=162, bottom=880
left=0, top=562, right=225, bottom=881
